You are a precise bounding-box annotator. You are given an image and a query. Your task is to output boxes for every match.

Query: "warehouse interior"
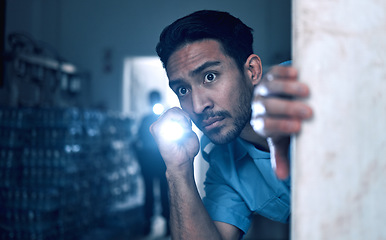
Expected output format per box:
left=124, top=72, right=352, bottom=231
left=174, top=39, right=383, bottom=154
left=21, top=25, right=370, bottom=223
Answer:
left=0, top=1, right=292, bottom=239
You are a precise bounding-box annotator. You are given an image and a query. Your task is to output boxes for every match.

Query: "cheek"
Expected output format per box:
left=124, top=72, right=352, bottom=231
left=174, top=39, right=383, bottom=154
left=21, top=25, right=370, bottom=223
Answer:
left=227, top=83, right=253, bottom=115
left=218, top=82, right=244, bottom=109
left=179, top=99, right=194, bottom=116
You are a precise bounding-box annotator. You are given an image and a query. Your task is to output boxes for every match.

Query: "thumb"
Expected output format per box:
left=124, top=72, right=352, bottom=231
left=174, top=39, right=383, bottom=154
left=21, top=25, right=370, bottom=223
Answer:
left=267, top=137, right=290, bottom=179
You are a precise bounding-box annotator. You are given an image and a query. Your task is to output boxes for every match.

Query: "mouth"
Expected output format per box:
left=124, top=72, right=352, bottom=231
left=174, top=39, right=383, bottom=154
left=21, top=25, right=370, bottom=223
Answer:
left=201, top=116, right=225, bottom=132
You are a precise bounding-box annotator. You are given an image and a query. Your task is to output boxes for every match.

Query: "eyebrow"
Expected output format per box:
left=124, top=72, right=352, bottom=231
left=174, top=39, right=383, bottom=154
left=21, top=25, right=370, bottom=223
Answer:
left=169, top=79, right=183, bottom=90
left=169, top=61, right=222, bottom=90
left=190, top=61, right=221, bottom=77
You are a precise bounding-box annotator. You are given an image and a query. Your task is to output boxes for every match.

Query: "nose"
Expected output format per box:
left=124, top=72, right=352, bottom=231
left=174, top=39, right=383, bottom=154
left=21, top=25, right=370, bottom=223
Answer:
left=191, top=87, right=213, bottom=114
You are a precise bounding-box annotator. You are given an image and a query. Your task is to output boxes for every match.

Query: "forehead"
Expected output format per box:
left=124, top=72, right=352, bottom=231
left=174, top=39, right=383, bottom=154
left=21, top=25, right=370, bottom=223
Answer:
left=166, top=39, right=229, bottom=80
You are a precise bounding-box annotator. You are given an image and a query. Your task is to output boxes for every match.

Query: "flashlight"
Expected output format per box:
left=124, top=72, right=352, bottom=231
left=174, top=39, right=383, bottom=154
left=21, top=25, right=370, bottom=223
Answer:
left=159, top=120, right=185, bottom=141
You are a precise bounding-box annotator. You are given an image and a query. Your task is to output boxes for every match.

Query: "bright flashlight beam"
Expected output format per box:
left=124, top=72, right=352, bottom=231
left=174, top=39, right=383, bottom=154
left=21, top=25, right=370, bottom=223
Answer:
left=160, top=121, right=185, bottom=141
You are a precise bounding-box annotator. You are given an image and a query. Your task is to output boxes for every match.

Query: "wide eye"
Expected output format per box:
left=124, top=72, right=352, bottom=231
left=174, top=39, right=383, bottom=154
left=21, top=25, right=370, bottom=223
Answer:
left=177, top=87, right=189, bottom=97
left=204, top=73, right=216, bottom=83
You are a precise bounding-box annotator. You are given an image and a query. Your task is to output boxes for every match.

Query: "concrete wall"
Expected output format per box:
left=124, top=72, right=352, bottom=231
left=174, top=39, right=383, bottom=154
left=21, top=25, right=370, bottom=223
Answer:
left=292, top=0, right=386, bottom=239
left=5, top=0, right=291, bottom=111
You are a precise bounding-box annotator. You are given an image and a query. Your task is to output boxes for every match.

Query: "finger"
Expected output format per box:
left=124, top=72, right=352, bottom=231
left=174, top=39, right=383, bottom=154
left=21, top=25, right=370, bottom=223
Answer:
left=265, top=118, right=302, bottom=136
left=264, top=65, right=298, bottom=81
left=256, top=98, right=313, bottom=119
left=164, top=107, right=192, bottom=129
left=156, top=107, right=191, bottom=128
left=274, top=155, right=290, bottom=180
left=255, top=80, right=310, bottom=98
left=151, top=107, right=195, bottom=145
left=267, top=137, right=290, bottom=179
left=251, top=117, right=302, bottom=137
left=151, top=108, right=185, bottom=135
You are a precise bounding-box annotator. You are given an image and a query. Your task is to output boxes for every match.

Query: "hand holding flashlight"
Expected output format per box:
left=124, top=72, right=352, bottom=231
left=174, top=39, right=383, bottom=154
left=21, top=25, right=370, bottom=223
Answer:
left=150, top=107, right=199, bottom=169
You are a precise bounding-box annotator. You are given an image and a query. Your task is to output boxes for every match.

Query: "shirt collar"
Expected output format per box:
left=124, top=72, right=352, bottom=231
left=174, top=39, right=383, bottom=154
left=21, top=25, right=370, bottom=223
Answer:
left=233, top=138, right=270, bottom=161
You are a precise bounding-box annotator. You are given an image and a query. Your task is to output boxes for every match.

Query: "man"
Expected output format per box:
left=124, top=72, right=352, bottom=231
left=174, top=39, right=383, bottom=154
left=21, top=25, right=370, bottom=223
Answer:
left=150, top=10, right=312, bottom=239
left=135, top=90, right=170, bottom=236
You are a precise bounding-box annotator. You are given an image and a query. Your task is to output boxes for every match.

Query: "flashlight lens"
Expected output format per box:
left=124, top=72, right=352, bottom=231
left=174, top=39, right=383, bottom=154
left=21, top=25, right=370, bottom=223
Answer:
left=161, top=121, right=184, bottom=141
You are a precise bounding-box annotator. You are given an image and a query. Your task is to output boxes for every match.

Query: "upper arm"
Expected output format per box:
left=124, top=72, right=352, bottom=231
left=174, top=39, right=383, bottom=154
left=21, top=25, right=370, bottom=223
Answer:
left=214, top=221, right=242, bottom=240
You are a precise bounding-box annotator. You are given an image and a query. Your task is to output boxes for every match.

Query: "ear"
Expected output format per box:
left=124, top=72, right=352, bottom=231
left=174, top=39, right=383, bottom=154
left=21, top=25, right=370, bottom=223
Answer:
left=245, top=54, right=262, bottom=86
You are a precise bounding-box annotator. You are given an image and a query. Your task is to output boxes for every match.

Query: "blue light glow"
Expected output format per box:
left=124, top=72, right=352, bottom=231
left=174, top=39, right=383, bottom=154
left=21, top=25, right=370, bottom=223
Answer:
left=160, top=121, right=185, bottom=141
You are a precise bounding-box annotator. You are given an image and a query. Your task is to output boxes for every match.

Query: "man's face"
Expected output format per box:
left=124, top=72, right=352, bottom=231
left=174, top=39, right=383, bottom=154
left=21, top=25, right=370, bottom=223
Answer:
left=166, top=39, right=255, bottom=144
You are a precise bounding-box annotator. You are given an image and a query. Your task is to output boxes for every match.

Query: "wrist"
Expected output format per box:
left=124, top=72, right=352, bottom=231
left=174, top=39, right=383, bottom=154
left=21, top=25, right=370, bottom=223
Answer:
left=165, top=160, right=194, bottom=181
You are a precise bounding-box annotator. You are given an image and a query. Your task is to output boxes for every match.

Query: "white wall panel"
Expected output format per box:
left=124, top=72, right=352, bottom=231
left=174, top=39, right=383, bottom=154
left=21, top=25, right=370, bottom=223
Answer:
left=292, top=0, right=386, bottom=239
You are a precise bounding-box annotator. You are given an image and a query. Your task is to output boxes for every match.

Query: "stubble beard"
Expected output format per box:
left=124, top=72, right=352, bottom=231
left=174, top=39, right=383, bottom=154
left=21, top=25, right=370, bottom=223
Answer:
left=199, top=89, right=253, bottom=145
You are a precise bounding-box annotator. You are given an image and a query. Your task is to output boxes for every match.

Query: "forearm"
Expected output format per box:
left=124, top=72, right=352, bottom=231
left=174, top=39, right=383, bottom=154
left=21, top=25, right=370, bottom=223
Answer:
left=166, top=163, right=222, bottom=240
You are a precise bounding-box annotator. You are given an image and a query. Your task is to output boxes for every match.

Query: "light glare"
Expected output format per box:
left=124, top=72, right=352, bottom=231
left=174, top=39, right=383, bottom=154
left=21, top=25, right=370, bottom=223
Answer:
left=160, top=121, right=185, bottom=141
left=252, top=101, right=266, bottom=117
left=250, top=118, right=264, bottom=134
left=255, top=85, right=268, bottom=96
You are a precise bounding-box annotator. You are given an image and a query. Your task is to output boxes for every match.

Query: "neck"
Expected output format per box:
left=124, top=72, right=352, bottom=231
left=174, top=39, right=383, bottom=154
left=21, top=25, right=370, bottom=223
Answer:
left=239, top=123, right=270, bottom=152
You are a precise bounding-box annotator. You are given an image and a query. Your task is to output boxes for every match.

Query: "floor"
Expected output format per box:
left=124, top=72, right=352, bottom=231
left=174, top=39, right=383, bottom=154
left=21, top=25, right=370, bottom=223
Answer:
left=133, top=215, right=171, bottom=240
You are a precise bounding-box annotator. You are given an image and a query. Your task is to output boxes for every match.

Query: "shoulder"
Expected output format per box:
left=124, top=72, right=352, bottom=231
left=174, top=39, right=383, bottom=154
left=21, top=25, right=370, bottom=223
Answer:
left=279, top=60, right=292, bottom=66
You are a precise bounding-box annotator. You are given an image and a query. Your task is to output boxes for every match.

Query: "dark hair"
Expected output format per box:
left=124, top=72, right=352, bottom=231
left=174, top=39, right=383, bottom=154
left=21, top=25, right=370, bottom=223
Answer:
left=149, top=90, right=161, bottom=105
left=156, top=10, right=254, bottom=71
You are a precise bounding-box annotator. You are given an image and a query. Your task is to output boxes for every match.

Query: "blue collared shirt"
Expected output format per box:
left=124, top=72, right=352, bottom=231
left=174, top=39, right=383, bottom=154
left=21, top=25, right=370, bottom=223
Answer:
left=201, top=136, right=290, bottom=234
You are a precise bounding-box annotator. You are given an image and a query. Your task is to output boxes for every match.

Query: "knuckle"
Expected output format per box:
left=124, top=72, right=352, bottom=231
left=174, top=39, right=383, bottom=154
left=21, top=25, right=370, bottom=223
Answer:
left=250, top=117, right=266, bottom=136
left=251, top=100, right=266, bottom=117
left=255, top=84, right=269, bottom=97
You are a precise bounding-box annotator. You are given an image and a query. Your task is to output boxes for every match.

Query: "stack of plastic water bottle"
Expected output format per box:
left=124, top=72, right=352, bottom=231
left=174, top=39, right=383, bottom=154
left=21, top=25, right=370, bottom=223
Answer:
left=0, top=107, right=142, bottom=240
